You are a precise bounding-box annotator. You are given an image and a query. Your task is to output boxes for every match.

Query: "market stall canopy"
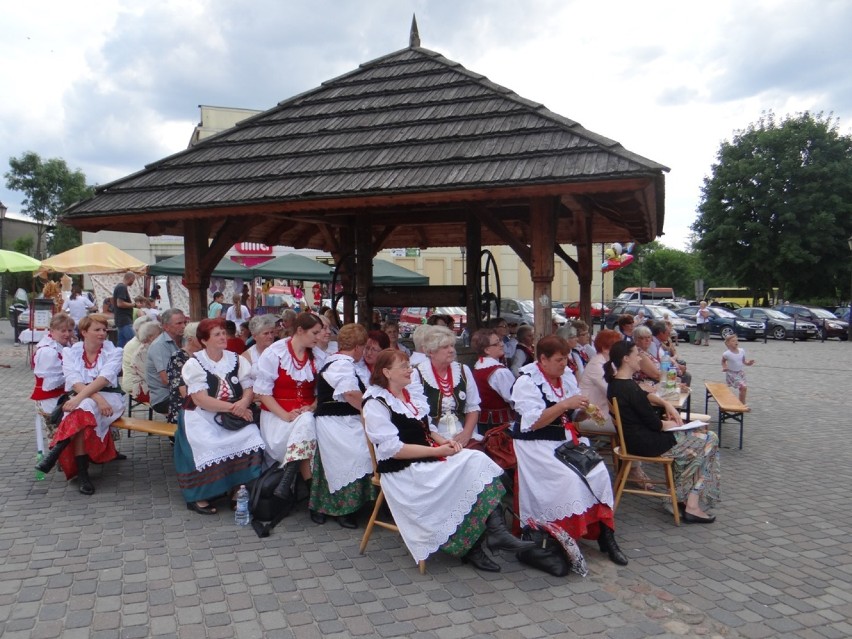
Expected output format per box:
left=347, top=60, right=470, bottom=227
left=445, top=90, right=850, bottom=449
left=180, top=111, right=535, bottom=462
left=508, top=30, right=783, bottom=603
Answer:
left=372, top=259, right=428, bottom=286
left=0, top=249, right=41, bottom=273
left=250, top=253, right=333, bottom=282
left=148, top=254, right=253, bottom=279
left=37, top=242, right=147, bottom=276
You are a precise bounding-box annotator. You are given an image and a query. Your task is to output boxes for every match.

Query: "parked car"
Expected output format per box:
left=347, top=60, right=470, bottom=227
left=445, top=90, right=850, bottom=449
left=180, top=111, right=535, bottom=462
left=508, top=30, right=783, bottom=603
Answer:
left=735, top=307, right=817, bottom=340
left=563, top=301, right=610, bottom=319
left=490, top=298, right=566, bottom=327
left=834, top=306, right=851, bottom=322
left=398, top=306, right=467, bottom=337
left=773, top=304, right=849, bottom=341
left=675, top=305, right=764, bottom=341
left=604, top=303, right=695, bottom=341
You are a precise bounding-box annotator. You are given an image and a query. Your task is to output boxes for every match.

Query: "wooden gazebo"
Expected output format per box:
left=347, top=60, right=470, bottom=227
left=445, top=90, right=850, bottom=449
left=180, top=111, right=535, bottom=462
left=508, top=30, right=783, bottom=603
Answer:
left=64, top=21, right=668, bottom=335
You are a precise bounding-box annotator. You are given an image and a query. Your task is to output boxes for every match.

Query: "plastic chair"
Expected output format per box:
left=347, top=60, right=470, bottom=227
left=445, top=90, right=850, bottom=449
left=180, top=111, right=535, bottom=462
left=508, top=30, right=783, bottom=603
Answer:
left=609, top=398, right=680, bottom=525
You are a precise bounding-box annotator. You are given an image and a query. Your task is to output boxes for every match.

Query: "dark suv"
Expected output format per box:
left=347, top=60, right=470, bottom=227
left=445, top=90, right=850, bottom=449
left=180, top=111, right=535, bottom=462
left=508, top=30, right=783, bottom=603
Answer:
left=773, top=304, right=849, bottom=341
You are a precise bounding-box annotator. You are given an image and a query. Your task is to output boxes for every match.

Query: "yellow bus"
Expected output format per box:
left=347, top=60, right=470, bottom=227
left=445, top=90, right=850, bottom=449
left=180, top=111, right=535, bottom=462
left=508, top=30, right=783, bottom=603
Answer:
left=703, top=287, right=776, bottom=307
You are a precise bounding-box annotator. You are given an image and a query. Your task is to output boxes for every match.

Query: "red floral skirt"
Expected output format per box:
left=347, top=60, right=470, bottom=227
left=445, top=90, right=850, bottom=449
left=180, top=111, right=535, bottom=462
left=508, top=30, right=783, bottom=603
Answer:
left=50, top=409, right=118, bottom=480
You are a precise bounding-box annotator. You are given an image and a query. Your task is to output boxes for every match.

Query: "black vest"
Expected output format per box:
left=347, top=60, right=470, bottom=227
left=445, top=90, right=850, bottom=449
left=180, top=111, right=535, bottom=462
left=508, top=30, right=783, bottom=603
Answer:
left=314, top=359, right=365, bottom=418
left=185, top=357, right=243, bottom=410
left=364, top=396, right=439, bottom=474
left=510, top=374, right=567, bottom=442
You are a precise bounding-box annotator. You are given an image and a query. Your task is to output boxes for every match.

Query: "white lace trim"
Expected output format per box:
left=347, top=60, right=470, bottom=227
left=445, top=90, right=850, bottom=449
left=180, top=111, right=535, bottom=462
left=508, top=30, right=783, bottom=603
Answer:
left=363, top=385, right=425, bottom=419
left=275, top=338, right=320, bottom=382
left=194, top=349, right=238, bottom=377
left=195, top=444, right=265, bottom=471
left=518, top=361, right=578, bottom=403
left=416, top=360, right=462, bottom=391
left=473, top=356, right=501, bottom=370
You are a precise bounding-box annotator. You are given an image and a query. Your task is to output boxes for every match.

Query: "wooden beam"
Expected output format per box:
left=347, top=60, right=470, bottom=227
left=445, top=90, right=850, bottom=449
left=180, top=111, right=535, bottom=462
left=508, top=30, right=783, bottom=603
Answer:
left=372, top=225, right=396, bottom=253
left=554, top=245, right=579, bottom=277
left=355, top=215, right=373, bottom=330
left=183, top=219, right=211, bottom=319
left=465, top=215, right=482, bottom=331
left=473, top=206, right=532, bottom=270
left=529, top=197, right=557, bottom=339
left=575, top=209, right=594, bottom=328
left=317, top=223, right=340, bottom=257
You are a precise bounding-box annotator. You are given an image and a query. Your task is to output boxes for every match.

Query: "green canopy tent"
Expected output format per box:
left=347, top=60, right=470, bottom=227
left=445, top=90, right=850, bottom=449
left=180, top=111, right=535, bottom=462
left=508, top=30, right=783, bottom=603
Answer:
left=372, top=259, right=428, bottom=286
left=250, top=253, right=334, bottom=282
left=148, top=255, right=253, bottom=279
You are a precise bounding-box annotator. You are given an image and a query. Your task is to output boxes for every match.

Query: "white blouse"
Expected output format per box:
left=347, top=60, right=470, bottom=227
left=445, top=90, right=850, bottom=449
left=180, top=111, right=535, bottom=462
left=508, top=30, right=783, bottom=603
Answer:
left=253, top=338, right=327, bottom=397
left=320, top=353, right=361, bottom=402
left=363, top=385, right=434, bottom=461
left=473, top=356, right=514, bottom=403
left=511, top=362, right=580, bottom=433
left=62, top=341, right=123, bottom=389
left=33, top=336, right=66, bottom=392
left=182, top=350, right=253, bottom=397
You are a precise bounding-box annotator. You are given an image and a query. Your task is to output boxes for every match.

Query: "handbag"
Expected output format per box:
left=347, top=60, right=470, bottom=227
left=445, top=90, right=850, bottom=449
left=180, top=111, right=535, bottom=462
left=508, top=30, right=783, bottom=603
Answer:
left=553, top=440, right=603, bottom=476
left=515, top=527, right=572, bottom=577
left=48, top=392, right=75, bottom=427
left=214, top=404, right=262, bottom=431
left=482, top=423, right=516, bottom=470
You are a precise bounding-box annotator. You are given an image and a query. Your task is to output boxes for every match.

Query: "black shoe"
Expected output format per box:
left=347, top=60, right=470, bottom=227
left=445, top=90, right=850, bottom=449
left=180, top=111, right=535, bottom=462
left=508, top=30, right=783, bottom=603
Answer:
left=310, top=510, right=327, bottom=525
left=683, top=511, right=716, bottom=524
left=597, top=525, right=629, bottom=566
left=272, top=462, right=299, bottom=500
left=462, top=537, right=501, bottom=572
left=76, top=455, right=95, bottom=496
left=485, top=508, right=535, bottom=553
left=35, top=438, right=72, bottom=474
left=114, top=453, right=127, bottom=460
left=186, top=502, right=218, bottom=515
left=337, top=514, right=357, bottom=529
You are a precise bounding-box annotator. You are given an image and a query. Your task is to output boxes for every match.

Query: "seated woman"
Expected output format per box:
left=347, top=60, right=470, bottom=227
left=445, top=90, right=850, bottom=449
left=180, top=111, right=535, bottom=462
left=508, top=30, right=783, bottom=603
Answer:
left=382, top=319, right=410, bottom=355
left=35, top=314, right=126, bottom=495
left=510, top=325, right=535, bottom=377
left=255, top=313, right=327, bottom=502
left=31, top=312, right=76, bottom=450
left=308, top=323, right=375, bottom=527
left=363, top=349, right=532, bottom=572
left=412, top=326, right=480, bottom=447
left=605, top=341, right=720, bottom=524
left=355, top=330, right=390, bottom=387
left=121, top=320, right=162, bottom=403
left=470, top=328, right=515, bottom=436
left=510, top=335, right=628, bottom=566
left=178, top=318, right=266, bottom=515
left=166, top=322, right=202, bottom=426
left=241, top=314, right=278, bottom=369
left=631, top=325, right=663, bottom=384
left=577, top=328, right=621, bottom=434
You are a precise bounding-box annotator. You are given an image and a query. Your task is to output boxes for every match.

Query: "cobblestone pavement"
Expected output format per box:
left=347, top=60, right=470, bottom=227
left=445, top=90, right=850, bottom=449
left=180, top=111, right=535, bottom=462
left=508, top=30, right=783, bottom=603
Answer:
left=1, top=323, right=851, bottom=639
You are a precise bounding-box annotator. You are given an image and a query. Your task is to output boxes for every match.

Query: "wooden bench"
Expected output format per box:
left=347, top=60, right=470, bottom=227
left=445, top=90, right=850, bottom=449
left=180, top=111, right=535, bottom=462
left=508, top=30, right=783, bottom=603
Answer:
left=113, top=417, right=176, bottom=438
left=704, top=382, right=748, bottom=449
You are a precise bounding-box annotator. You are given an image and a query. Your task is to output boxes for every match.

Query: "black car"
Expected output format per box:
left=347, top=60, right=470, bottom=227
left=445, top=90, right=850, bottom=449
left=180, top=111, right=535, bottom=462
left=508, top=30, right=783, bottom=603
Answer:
left=675, top=306, right=764, bottom=341
left=773, top=304, right=849, bottom=341
left=735, top=307, right=818, bottom=340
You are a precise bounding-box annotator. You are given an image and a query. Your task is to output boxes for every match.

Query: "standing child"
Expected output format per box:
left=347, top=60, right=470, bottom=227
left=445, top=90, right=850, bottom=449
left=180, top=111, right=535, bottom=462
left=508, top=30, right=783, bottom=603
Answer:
left=721, top=335, right=755, bottom=408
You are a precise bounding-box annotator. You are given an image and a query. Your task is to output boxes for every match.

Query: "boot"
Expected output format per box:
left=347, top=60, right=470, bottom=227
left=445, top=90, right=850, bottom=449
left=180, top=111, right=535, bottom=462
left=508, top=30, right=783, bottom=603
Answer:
left=461, top=535, right=501, bottom=572
left=272, top=462, right=299, bottom=500
left=35, top=438, right=72, bottom=474
left=597, top=525, right=628, bottom=566
left=485, top=508, right=536, bottom=553
left=76, top=455, right=95, bottom=496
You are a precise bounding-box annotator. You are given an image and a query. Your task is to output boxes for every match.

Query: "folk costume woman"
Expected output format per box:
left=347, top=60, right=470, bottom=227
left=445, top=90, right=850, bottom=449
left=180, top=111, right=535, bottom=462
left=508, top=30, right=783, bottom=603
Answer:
left=308, top=324, right=376, bottom=528
left=412, top=326, right=481, bottom=447
left=255, top=313, right=327, bottom=501
left=510, top=335, right=628, bottom=566
left=363, top=349, right=532, bottom=572
left=354, top=330, right=390, bottom=387
left=31, top=313, right=75, bottom=455
left=178, top=318, right=265, bottom=515
left=470, top=328, right=515, bottom=436
left=35, top=314, right=126, bottom=495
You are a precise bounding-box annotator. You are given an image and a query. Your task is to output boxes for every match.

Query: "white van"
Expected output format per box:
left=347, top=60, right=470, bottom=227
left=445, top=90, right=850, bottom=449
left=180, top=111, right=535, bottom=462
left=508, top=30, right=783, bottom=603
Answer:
left=615, top=287, right=675, bottom=303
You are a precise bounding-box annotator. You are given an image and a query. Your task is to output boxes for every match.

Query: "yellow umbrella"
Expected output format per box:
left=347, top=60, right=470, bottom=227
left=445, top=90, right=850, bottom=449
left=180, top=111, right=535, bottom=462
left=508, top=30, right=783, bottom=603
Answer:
left=37, top=242, right=147, bottom=276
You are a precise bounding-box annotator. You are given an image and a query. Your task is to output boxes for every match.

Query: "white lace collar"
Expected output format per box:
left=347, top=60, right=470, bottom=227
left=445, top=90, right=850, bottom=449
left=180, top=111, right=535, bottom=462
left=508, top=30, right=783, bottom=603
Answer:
left=271, top=337, right=322, bottom=382
left=364, top=385, right=424, bottom=418
left=474, top=356, right=502, bottom=370
left=195, top=349, right=239, bottom=377
left=416, top=360, right=462, bottom=389
left=519, top=361, right=578, bottom=402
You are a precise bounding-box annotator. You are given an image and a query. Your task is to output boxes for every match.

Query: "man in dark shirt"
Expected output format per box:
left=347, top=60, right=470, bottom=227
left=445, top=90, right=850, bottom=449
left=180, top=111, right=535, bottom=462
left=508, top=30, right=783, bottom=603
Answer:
left=114, top=271, right=137, bottom=347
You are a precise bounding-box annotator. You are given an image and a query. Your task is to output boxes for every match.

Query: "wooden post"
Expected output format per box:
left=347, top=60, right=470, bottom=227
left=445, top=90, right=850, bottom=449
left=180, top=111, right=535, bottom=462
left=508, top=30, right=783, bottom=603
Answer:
left=530, top=198, right=557, bottom=340
left=576, top=210, right=594, bottom=328
left=355, top=214, right=373, bottom=330
left=339, top=222, right=356, bottom=324
left=465, top=215, right=481, bottom=331
left=183, top=219, right=211, bottom=320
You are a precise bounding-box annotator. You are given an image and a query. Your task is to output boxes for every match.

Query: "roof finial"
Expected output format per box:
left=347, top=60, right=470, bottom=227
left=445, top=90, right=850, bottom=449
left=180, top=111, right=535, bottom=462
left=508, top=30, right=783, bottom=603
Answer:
left=409, top=14, right=421, bottom=48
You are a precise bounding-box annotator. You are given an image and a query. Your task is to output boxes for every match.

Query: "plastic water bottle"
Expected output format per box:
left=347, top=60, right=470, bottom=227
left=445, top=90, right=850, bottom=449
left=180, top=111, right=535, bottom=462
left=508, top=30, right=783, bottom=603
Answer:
left=235, top=485, right=251, bottom=526
left=659, top=352, right=677, bottom=397
left=35, top=452, right=45, bottom=481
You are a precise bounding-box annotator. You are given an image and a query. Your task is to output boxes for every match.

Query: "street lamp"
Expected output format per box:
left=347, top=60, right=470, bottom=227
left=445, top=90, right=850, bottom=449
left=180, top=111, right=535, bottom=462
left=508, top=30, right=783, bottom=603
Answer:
left=0, top=201, right=6, bottom=319
left=847, top=235, right=852, bottom=342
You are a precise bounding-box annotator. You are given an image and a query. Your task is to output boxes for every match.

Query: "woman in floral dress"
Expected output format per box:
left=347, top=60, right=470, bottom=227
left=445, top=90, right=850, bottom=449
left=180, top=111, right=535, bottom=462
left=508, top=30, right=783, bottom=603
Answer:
left=308, top=323, right=376, bottom=527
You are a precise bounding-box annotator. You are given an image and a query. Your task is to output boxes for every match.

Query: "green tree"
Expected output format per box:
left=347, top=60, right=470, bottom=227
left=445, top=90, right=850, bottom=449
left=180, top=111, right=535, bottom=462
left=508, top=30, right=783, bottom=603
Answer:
left=613, top=241, right=703, bottom=298
left=4, top=152, right=92, bottom=258
left=692, top=112, right=852, bottom=302
left=12, top=235, right=34, bottom=256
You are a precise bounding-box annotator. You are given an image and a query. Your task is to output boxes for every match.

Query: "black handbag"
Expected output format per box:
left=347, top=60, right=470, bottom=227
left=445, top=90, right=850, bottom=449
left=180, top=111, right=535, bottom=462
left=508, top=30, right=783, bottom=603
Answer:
left=553, top=440, right=603, bottom=476
left=214, top=404, right=261, bottom=431
left=48, top=392, right=75, bottom=427
left=515, top=527, right=572, bottom=577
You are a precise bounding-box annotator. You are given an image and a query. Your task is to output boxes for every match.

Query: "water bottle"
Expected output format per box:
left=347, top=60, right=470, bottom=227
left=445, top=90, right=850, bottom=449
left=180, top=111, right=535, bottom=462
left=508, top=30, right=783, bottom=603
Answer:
left=659, top=352, right=676, bottom=397
left=35, top=452, right=45, bottom=481
left=234, top=485, right=251, bottom=526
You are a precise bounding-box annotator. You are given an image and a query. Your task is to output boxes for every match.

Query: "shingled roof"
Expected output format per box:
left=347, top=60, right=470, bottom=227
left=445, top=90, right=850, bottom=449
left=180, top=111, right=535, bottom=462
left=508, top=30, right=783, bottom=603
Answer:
left=64, top=44, right=668, bottom=249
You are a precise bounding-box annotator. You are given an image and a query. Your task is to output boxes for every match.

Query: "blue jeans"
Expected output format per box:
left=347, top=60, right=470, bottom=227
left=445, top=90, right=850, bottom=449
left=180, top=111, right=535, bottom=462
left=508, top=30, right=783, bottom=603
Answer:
left=117, top=324, right=135, bottom=347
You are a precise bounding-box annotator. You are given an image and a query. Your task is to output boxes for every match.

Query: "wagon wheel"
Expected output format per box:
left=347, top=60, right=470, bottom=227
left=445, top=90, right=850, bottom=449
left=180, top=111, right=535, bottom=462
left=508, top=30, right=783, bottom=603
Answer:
left=475, top=249, right=501, bottom=325
left=330, top=254, right=357, bottom=320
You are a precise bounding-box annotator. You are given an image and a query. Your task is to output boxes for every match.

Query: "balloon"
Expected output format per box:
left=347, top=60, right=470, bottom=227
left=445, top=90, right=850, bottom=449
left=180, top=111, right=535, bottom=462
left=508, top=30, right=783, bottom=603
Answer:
left=601, top=253, right=635, bottom=273
left=604, top=247, right=617, bottom=260
left=611, top=242, right=623, bottom=256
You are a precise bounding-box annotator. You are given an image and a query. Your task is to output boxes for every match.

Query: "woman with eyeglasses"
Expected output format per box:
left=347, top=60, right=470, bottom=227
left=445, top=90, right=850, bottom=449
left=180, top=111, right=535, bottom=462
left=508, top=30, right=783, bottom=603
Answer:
left=470, top=328, right=515, bottom=436
left=255, top=313, right=327, bottom=505
left=308, top=323, right=375, bottom=527
left=355, top=330, right=390, bottom=387
left=363, top=349, right=533, bottom=572
left=413, top=326, right=480, bottom=448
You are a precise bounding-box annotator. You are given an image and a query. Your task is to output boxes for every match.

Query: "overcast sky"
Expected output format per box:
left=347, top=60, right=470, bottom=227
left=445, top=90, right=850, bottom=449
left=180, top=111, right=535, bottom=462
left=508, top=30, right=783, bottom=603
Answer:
left=2, top=0, right=851, bottom=250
